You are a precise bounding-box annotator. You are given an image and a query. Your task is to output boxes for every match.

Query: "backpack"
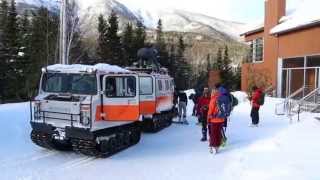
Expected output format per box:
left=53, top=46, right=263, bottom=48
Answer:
left=216, top=99, right=227, bottom=119
left=230, top=94, right=238, bottom=107
left=217, top=94, right=231, bottom=118
left=257, top=92, right=265, bottom=106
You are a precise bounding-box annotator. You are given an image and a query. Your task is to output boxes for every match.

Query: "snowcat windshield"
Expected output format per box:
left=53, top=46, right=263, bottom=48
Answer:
left=42, top=73, right=97, bottom=95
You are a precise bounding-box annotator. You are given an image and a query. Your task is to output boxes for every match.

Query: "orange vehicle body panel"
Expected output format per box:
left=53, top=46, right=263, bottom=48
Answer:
left=156, top=95, right=173, bottom=109
left=95, top=105, right=140, bottom=121
left=140, top=101, right=156, bottom=115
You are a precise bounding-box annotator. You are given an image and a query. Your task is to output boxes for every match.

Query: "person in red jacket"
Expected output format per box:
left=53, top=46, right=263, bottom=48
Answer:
left=251, top=86, right=263, bottom=127
left=207, top=86, right=225, bottom=154
left=197, top=87, right=211, bottom=141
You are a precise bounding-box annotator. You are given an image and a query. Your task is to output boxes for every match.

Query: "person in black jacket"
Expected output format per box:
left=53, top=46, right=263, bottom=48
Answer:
left=178, top=90, right=188, bottom=124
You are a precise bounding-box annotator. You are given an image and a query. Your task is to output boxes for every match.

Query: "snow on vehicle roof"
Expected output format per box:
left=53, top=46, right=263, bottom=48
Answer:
left=46, top=64, right=130, bottom=73
left=270, top=0, right=320, bottom=34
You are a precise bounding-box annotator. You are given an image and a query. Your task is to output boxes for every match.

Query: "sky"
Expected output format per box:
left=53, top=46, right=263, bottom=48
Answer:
left=115, top=0, right=304, bottom=23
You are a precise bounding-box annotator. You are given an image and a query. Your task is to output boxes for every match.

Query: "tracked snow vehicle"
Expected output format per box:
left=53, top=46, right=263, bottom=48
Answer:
left=30, top=64, right=142, bottom=157
left=30, top=49, right=176, bottom=157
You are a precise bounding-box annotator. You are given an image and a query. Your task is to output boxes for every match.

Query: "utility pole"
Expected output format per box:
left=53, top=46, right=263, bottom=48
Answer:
left=59, top=0, right=68, bottom=64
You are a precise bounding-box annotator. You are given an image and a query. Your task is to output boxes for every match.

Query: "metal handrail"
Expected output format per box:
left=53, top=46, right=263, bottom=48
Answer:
left=298, top=87, right=320, bottom=104
left=287, top=86, right=306, bottom=99
left=275, top=86, right=308, bottom=116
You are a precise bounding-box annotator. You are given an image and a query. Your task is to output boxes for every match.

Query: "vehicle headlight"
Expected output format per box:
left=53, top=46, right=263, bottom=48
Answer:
left=80, top=105, right=91, bottom=126
left=34, top=101, right=41, bottom=120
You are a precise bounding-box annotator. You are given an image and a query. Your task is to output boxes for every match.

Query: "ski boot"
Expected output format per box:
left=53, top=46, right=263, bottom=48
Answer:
left=201, top=131, right=207, bottom=142
left=201, top=136, right=207, bottom=142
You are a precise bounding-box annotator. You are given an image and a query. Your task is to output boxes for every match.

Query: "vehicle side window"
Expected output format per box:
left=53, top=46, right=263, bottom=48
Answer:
left=165, top=80, right=169, bottom=91
left=158, top=80, right=163, bottom=91
left=105, top=76, right=136, bottom=97
left=140, top=77, right=153, bottom=95
left=170, top=80, right=175, bottom=90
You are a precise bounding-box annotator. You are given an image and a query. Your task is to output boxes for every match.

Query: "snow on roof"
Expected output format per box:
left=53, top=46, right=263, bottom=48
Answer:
left=46, top=64, right=130, bottom=73
left=271, top=0, right=320, bottom=34
left=241, top=22, right=264, bottom=36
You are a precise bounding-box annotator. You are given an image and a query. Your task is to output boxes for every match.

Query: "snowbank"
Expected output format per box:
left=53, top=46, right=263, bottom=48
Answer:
left=232, top=91, right=249, bottom=103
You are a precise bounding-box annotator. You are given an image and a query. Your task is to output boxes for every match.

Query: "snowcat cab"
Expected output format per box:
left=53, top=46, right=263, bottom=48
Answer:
left=30, top=64, right=141, bottom=157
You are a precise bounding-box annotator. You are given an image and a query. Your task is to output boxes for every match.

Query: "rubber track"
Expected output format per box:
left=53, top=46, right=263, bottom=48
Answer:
left=71, top=126, right=141, bottom=158
left=143, top=113, right=173, bottom=133
left=31, top=130, right=58, bottom=150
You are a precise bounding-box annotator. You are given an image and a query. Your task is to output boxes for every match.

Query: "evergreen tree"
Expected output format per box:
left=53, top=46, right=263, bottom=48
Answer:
left=105, top=11, right=123, bottom=65
left=122, top=23, right=134, bottom=66
left=155, top=19, right=169, bottom=68
left=4, top=0, right=20, bottom=100
left=97, top=14, right=108, bottom=61
left=0, top=0, right=8, bottom=34
left=17, top=10, right=32, bottom=99
left=27, top=7, right=59, bottom=97
left=69, top=31, right=86, bottom=64
left=223, top=45, right=231, bottom=71
left=0, top=0, right=8, bottom=102
left=132, top=20, right=145, bottom=60
left=175, top=35, right=191, bottom=90
left=206, top=54, right=212, bottom=73
left=216, top=47, right=223, bottom=70
left=220, top=45, right=233, bottom=89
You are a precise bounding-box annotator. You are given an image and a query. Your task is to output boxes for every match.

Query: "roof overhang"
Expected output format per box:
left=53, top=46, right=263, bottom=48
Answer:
left=240, top=27, right=264, bottom=37
left=271, top=20, right=320, bottom=36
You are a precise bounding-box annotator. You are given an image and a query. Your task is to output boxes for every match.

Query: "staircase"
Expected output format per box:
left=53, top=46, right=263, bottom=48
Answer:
left=275, top=86, right=319, bottom=120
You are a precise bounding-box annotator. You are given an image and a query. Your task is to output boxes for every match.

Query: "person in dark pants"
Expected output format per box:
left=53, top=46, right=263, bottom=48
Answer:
left=250, top=86, right=263, bottom=127
left=178, top=91, right=188, bottom=124
left=197, top=88, right=210, bottom=141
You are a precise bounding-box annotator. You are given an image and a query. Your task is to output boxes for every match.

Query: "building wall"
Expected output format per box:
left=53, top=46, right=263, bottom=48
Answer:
left=244, top=31, right=264, bottom=42
left=241, top=0, right=285, bottom=92
left=278, top=27, right=320, bottom=58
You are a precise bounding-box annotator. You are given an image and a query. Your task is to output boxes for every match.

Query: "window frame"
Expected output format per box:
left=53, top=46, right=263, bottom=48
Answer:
left=41, top=73, right=98, bottom=95
left=104, top=76, right=137, bottom=98
left=139, top=76, right=154, bottom=95
left=250, top=37, right=264, bottom=63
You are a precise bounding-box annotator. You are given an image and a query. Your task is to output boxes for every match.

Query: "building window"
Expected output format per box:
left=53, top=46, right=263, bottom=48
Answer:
left=249, top=38, right=264, bottom=62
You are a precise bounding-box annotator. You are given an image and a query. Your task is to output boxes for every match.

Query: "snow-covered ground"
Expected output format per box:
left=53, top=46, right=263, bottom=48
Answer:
left=1, top=92, right=320, bottom=180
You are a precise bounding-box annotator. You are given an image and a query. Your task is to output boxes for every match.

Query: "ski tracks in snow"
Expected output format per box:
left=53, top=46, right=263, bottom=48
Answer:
left=0, top=150, right=58, bottom=168
left=56, top=156, right=97, bottom=170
